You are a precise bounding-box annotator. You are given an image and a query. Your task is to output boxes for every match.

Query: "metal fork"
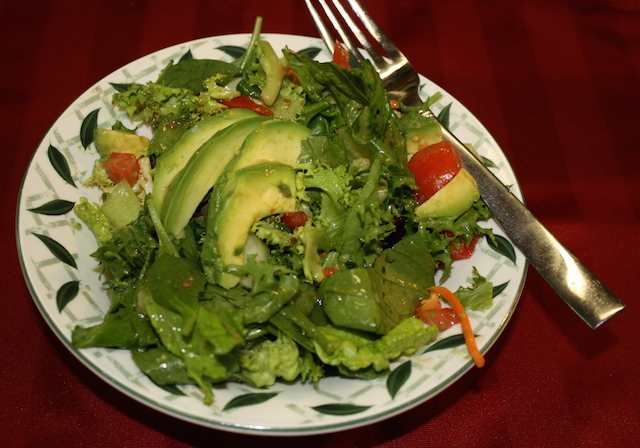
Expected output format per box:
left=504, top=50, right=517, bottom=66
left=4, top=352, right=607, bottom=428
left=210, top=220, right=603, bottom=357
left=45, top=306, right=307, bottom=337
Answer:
left=305, top=0, right=625, bottom=329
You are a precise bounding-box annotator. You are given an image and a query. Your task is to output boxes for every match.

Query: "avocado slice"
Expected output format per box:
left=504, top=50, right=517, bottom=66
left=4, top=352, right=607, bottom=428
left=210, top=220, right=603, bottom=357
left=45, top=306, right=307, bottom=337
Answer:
left=202, top=163, right=297, bottom=289
left=258, top=40, right=286, bottom=107
left=405, top=117, right=442, bottom=160
left=152, top=108, right=260, bottom=213
left=94, top=129, right=149, bottom=158
left=415, top=168, right=480, bottom=219
left=227, top=119, right=311, bottom=174
left=161, top=116, right=270, bottom=238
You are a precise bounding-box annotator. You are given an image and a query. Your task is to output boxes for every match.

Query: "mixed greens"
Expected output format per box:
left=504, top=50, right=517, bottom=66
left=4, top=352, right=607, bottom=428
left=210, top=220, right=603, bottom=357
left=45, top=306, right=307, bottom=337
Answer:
left=72, top=19, right=495, bottom=404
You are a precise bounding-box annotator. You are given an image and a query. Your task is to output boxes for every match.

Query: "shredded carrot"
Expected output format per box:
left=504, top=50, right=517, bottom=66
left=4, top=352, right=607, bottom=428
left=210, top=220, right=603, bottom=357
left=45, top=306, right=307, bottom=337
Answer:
left=428, top=286, right=485, bottom=368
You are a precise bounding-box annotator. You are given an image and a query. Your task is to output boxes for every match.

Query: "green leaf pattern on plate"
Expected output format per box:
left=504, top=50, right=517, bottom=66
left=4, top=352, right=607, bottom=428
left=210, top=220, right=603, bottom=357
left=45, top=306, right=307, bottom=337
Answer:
left=33, top=233, right=77, bottom=269
left=387, top=360, right=412, bottom=399
left=487, top=234, right=517, bottom=264
left=28, top=199, right=75, bottom=216
left=47, top=144, right=76, bottom=187
left=312, top=403, right=372, bottom=416
left=223, top=392, right=279, bottom=411
left=56, top=280, right=80, bottom=312
left=80, top=108, right=100, bottom=149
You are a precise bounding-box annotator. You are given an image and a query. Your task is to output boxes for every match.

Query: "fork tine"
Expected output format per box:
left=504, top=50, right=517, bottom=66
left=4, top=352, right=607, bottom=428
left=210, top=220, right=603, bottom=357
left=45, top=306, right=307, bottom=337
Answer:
left=344, top=0, right=404, bottom=61
left=328, top=0, right=384, bottom=67
left=304, top=0, right=338, bottom=56
left=306, top=0, right=366, bottom=65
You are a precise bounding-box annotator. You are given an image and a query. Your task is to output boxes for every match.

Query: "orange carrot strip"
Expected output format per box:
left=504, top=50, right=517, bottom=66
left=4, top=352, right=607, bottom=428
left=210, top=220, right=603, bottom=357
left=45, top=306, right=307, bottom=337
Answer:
left=428, top=286, right=485, bottom=368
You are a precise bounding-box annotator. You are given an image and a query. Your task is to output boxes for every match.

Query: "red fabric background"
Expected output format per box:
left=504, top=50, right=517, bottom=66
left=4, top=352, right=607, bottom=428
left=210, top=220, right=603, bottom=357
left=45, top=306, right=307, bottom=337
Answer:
left=2, top=0, right=639, bottom=446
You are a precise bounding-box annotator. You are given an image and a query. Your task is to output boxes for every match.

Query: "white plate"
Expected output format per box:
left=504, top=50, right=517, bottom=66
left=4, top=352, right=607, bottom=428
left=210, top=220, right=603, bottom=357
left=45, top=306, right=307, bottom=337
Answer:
left=16, top=33, right=526, bottom=436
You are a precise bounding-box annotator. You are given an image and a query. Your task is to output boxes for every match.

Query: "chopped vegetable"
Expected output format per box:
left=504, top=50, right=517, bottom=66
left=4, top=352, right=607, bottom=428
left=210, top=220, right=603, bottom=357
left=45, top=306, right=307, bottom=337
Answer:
left=427, top=285, right=486, bottom=368
left=102, top=152, right=139, bottom=186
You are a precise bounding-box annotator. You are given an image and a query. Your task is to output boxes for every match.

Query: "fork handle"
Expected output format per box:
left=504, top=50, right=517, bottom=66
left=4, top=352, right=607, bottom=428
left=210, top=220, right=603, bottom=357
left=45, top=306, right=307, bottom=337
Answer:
left=440, top=126, right=626, bottom=329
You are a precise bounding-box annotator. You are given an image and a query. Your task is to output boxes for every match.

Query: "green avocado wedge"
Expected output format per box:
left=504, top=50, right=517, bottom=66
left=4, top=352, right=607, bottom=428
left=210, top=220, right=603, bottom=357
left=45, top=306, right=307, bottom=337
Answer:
left=226, top=119, right=311, bottom=175
left=152, top=108, right=260, bottom=213
left=94, top=128, right=150, bottom=158
left=202, top=163, right=297, bottom=289
left=161, top=116, right=270, bottom=238
left=415, top=168, right=480, bottom=219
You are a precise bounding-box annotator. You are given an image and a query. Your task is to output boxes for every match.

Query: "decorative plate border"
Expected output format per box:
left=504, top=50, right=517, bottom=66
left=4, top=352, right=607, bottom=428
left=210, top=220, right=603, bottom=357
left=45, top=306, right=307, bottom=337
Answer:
left=16, top=33, right=526, bottom=436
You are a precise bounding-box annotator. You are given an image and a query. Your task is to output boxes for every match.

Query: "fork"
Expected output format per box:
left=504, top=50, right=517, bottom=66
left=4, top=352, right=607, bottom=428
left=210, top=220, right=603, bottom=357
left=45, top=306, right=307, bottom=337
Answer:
left=305, top=0, right=625, bottom=329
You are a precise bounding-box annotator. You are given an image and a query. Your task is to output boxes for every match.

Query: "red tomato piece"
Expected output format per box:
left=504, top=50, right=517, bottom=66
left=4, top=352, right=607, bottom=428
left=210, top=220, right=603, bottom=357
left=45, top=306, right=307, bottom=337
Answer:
left=441, top=230, right=480, bottom=261
left=333, top=41, right=351, bottom=69
left=219, top=95, right=274, bottom=116
left=282, top=211, right=308, bottom=231
left=414, top=292, right=460, bottom=331
left=103, top=152, right=139, bottom=186
left=322, top=267, right=340, bottom=278
left=450, top=234, right=480, bottom=261
left=407, top=141, right=462, bottom=204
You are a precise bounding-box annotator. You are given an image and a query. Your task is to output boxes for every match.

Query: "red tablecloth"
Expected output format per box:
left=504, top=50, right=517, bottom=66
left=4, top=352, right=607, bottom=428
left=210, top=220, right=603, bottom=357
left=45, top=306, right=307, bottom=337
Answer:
left=3, top=0, right=639, bottom=446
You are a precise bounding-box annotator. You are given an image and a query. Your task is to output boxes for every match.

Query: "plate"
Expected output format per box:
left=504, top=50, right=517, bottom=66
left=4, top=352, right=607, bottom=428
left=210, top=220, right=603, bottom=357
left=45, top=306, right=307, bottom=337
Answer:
left=17, top=33, right=526, bottom=436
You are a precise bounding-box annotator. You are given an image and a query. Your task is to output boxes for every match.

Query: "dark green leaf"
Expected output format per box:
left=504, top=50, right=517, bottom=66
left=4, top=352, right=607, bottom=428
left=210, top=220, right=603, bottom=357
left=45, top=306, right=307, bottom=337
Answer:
left=179, top=50, right=193, bottom=61
left=33, top=233, right=77, bottom=269
left=492, top=281, right=510, bottom=298
left=48, top=145, right=76, bottom=187
left=424, top=334, right=467, bottom=353
left=28, top=199, right=75, bottom=215
left=156, top=384, right=186, bottom=396
left=482, top=156, right=498, bottom=169
left=223, top=392, right=279, bottom=411
left=387, top=361, right=411, bottom=399
left=487, top=234, right=517, bottom=264
left=80, top=108, right=100, bottom=148
left=298, top=46, right=322, bottom=59
left=216, top=45, right=247, bottom=60
left=438, top=103, right=452, bottom=128
left=313, top=403, right=372, bottom=416
left=110, top=82, right=133, bottom=93
left=56, top=280, right=79, bottom=312
left=156, top=58, right=241, bottom=94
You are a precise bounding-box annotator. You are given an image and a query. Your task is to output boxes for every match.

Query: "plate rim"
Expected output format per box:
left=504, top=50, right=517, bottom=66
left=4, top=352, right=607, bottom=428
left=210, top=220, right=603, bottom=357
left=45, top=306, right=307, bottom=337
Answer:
left=16, top=31, right=527, bottom=436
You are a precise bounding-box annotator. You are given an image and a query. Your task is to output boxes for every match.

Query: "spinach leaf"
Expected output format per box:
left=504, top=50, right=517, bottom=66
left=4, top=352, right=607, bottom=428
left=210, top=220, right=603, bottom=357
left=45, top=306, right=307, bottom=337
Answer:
left=320, top=230, right=435, bottom=335
left=157, top=58, right=240, bottom=94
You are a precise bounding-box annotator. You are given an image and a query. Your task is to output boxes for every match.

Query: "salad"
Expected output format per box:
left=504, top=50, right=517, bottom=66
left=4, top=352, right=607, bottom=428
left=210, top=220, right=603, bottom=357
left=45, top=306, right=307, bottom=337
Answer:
left=71, top=18, right=496, bottom=404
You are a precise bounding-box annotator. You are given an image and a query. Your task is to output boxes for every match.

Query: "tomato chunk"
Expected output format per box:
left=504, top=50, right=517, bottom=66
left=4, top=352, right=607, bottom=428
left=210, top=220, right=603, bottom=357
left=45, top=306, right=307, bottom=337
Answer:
left=322, top=267, right=340, bottom=278
left=282, top=211, right=307, bottom=231
left=414, top=292, right=460, bottom=331
left=103, top=152, right=139, bottom=186
left=407, top=141, right=462, bottom=204
left=441, top=230, right=480, bottom=260
left=218, top=95, right=274, bottom=116
left=333, top=41, right=351, bottom=69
